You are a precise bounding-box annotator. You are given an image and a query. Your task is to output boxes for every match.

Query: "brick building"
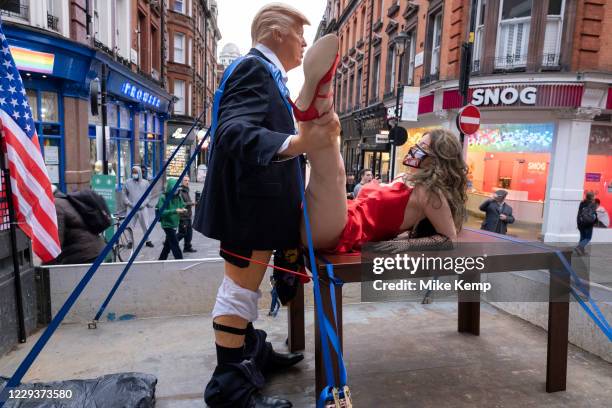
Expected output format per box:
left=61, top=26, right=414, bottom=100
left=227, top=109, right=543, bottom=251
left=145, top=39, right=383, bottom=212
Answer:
left=318, top=0, right=612, bottom=243
left=165, top=0, right=220, bottom=175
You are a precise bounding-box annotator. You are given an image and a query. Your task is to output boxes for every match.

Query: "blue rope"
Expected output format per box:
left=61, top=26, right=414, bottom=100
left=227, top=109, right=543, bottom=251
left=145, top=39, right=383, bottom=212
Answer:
left=468, top=228, right=611, bottom=340
left=0, top=109, right=206, bottom=406
left=93, top=127, right=210, bottom=322
left=296, top=162, right=348, bottom=407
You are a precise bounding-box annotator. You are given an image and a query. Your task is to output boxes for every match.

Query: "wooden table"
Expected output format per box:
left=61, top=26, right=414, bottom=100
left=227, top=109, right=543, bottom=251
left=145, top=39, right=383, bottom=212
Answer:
left=287, top=228, right=573, bottom=396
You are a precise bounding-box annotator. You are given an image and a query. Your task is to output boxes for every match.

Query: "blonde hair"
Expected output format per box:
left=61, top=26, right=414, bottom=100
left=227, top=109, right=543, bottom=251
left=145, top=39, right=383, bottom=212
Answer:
left=251, top=3, right=310, bottom=46
left=406, top=128, right=468, bottom=231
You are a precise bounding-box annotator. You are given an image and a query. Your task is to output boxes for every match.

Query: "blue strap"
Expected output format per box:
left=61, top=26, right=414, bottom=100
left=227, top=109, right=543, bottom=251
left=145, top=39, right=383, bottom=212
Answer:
left=208, top=55, right=295, bottom=163
left=469, top=228, right=612, bottom=340
left=92, top=127, right=211, bottom=322
left=0, top=109, right=208, bottom=406
left=295, top=161, right=348, bottom=406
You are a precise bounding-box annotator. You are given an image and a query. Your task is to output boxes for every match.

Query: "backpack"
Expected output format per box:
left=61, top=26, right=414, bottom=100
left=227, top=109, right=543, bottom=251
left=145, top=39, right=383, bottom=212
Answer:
left=66, top=189, right=112, bottom=234
left=577, top=203, right=597, bottom=227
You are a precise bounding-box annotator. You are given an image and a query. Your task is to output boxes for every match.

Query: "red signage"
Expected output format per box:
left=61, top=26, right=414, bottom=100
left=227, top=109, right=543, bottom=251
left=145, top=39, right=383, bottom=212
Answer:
left=606, top=87, right=612, bottom=109
left=442, top=84, right=583, bottom=110
left=457, top=105, right=481, bottom=135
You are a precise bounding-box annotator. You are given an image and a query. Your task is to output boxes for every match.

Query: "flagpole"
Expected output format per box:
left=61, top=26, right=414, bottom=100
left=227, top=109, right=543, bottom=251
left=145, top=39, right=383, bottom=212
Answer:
left=0, top=134, right=27, bottom=343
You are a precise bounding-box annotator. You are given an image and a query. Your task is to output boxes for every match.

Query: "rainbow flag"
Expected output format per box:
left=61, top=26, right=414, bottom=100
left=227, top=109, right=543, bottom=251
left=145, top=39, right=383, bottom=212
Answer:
left=9, top=46, right=54, bottom=74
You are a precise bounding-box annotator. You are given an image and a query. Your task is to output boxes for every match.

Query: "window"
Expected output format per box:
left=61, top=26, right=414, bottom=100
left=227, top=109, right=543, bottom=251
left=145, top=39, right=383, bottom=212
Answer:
left=371, top=54, right=381, bottom=101
left=187, top=38, right=193, bottom=66
left=343, top=78, right=348, bottom=112
left=385, top=43, right=396, bottom=94
left=473, top=0, right=487, bottom=71
left=174, top=79, right=185, bottom=114
left=430, top=13, right=442, bottom=76
left=174, top=33, right=185, bottom=64
left=377, top=0, right=383, bottom=20
left=352, top=17, right=357, bottom=46
left=188, top=83, right=192, bottom=116
left=361, top=7, right=366, bottom=40
left=405, top=30, right=416, bottom=85
left=355, top=68, right=362, bottom=108
left=496, top=0, right=532, bottom=69
left=174, top=0, right=185, bottom=13
left=1, top=0, right=29, bottom=19
left=348, top=73, right=354, bottom=109
left=346, top=26, right=351, bottom=51
left=542, top=0, right=565, bottom=66
left=151, top=25, right=160, bottom=76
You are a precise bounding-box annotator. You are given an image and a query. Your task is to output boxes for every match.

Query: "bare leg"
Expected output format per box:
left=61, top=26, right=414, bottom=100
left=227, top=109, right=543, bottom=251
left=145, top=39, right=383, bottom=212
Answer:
left=301, top=136, right=347, bottom=249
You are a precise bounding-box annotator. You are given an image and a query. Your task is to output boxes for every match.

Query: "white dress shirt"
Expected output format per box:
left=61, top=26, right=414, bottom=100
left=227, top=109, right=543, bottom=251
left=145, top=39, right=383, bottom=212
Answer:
left=254, top=43, right=294, bottom=155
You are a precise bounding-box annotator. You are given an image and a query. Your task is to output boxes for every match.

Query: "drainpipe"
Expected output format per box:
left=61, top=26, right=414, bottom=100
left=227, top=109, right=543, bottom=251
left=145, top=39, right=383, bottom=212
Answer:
left=161, top=0, right=167, bottom=89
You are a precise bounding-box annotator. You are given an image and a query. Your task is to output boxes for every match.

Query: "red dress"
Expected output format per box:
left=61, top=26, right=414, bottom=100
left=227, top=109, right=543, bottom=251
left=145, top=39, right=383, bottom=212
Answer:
left=334, top=182, right=413, bottom=253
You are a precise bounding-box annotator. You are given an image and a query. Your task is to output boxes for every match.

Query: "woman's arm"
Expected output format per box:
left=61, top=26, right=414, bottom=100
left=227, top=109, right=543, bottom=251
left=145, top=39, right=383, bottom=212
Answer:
left=415, top=185, right=457, bottom=241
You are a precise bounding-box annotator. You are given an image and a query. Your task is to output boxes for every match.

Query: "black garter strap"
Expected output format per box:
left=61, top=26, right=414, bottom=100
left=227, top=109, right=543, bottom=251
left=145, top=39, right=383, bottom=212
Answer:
left=213, top=322, right=248, bottom=335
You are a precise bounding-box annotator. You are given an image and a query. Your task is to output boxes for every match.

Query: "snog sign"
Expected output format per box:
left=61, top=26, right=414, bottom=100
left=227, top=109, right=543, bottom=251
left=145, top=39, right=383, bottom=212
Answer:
left=471, top=86, right=537, bottom=107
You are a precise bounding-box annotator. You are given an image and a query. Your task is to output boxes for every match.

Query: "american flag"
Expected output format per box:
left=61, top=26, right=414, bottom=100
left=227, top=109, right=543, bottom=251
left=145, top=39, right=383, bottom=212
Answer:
left=0, top=23, right=60, bottom=262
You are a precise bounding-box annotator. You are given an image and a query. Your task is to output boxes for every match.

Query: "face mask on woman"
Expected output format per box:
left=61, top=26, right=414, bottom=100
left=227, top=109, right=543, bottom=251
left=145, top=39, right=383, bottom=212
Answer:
left=403, top=145, right=430, bottom=169
left=132, top=173, right=139, bottom=180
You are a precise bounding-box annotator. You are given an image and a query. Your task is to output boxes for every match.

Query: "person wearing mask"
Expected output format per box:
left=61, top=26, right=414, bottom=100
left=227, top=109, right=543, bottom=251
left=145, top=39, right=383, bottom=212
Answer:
left=594, top=198, right=610, bottom=228
left=352, top=168, right=373, bottom=198
left=157, top=178, right=187, bottom=260
left=123, top=165, right=154, bottom=248
left=479, top=189, right=515, bottom=235
left=50, top=185, right=107, bottom=264
left=576, top=191, right=598, bottom=255
left=177, top=176, right=197, bottom=253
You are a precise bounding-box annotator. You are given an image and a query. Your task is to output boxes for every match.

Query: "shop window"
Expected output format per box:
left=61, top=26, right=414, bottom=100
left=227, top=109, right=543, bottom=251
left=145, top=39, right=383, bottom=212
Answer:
left=28, top=89, right=63, bottom=190
left=40, top=91, right=58, bottom=122
left=26, top=89, right=38, bottom=121
left=495, top=0, right=532, bottom=69
left=174, top=79, right=185, bottom=114
left=473, top=0, right=486, bottom=72
left=174, top=33, right=185, bottom=64
left=465, top=123, right=554, bottom=224
left=542, top=0, right=565, bottom=67
left=584, top=125, right=612, bottom=227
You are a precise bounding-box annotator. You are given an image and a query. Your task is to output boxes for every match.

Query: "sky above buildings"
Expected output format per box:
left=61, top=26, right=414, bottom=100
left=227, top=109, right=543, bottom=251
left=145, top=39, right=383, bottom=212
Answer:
left=217, top=0, right=327, bottom=97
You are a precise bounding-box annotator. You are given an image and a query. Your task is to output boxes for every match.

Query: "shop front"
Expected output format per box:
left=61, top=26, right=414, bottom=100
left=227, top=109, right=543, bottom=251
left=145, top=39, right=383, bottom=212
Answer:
left=166, top=123, right=197, bottom=179
left=6, top=24, right=172, bottom=192
left=395, top=80, right=612, bottom=242
left=354, top=103, right=392, bottom=182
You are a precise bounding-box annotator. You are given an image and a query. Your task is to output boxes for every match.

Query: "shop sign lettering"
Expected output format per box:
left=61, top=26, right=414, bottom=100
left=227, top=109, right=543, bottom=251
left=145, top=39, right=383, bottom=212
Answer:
left=120, top=82, right=161, bottom=108
left=527, top=162, right=547, bottom=171
left=472, top=86, right=537, bottom=106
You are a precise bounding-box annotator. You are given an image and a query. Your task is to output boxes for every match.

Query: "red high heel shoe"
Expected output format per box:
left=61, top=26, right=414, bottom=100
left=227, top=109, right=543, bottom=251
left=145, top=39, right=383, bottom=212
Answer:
left=290, top=34, right=340, bottom=122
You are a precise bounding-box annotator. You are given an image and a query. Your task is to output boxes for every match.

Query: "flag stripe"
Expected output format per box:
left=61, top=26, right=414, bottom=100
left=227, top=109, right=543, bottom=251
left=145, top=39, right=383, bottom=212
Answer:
left=6, top=152, right=59, bottom=239
left=0, top=110, right=55, bottom=201
left=5, top=139, right=58, bottom=221
left=9, top=176, right=61, bottom=256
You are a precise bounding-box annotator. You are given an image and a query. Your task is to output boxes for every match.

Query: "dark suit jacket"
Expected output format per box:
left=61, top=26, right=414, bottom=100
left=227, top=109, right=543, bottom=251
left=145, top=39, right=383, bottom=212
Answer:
left=193, top=49, right=303, bottom=249
left=479, top=199, right=515, bottom=235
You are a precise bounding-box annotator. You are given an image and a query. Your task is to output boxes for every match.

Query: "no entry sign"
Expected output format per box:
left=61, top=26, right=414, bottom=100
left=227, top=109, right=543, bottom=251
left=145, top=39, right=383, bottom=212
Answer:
left=457, top=104, right=481, bottom=135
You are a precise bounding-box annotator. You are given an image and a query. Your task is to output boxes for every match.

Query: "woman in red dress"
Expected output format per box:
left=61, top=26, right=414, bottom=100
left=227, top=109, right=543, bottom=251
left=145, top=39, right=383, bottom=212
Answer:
left=299, top=126, right=468, bottom=253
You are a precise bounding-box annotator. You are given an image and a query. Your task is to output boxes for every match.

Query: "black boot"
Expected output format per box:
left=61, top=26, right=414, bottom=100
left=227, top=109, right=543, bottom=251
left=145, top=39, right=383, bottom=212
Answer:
left=204, top=361, right=292, bottom=408
left=244, top=323, right=304, bottom=375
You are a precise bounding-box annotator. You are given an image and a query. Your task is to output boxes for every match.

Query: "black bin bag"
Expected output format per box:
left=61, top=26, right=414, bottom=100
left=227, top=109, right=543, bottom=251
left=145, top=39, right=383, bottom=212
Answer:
left=0, top=372, right=156, bottom=407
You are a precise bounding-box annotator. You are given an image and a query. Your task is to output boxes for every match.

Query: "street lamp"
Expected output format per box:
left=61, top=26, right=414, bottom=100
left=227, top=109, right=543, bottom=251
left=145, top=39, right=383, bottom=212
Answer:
left=391, top=31, right=410, bottom=177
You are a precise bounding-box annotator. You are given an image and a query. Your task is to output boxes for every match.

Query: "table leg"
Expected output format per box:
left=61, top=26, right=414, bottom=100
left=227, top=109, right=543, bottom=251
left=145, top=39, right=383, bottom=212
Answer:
left=315, top=280, right=344, bottom=398
left=288, top=283, right=305, bottom=352
left=546, top=257, right=570, bottom=393
left=458, top=272, right=480, bottom=335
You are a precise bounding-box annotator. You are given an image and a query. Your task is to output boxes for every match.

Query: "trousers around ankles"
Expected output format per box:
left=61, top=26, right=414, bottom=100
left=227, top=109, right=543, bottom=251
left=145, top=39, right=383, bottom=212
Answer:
left=159, top=227, right=183, bottom=260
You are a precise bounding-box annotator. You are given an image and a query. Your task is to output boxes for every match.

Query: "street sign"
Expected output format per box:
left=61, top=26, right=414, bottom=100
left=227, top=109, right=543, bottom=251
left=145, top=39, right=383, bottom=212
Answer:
left=457, top=104, right=481, bottom=135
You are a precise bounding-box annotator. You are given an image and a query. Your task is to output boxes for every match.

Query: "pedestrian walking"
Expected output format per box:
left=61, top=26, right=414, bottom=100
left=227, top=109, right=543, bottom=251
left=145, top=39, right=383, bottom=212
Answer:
left=576, top=192, right=598, bottom=254
left=479, top=189, right=515, bottom=234
left=157, top=178, right=186, bottom=260
left=122, top=165, right=154, bottom=247
left=594, top=199, right=610, bottom=228
left=352, top=168, right=373, bottom=198
left=177, top=176, right=197, bottom=253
